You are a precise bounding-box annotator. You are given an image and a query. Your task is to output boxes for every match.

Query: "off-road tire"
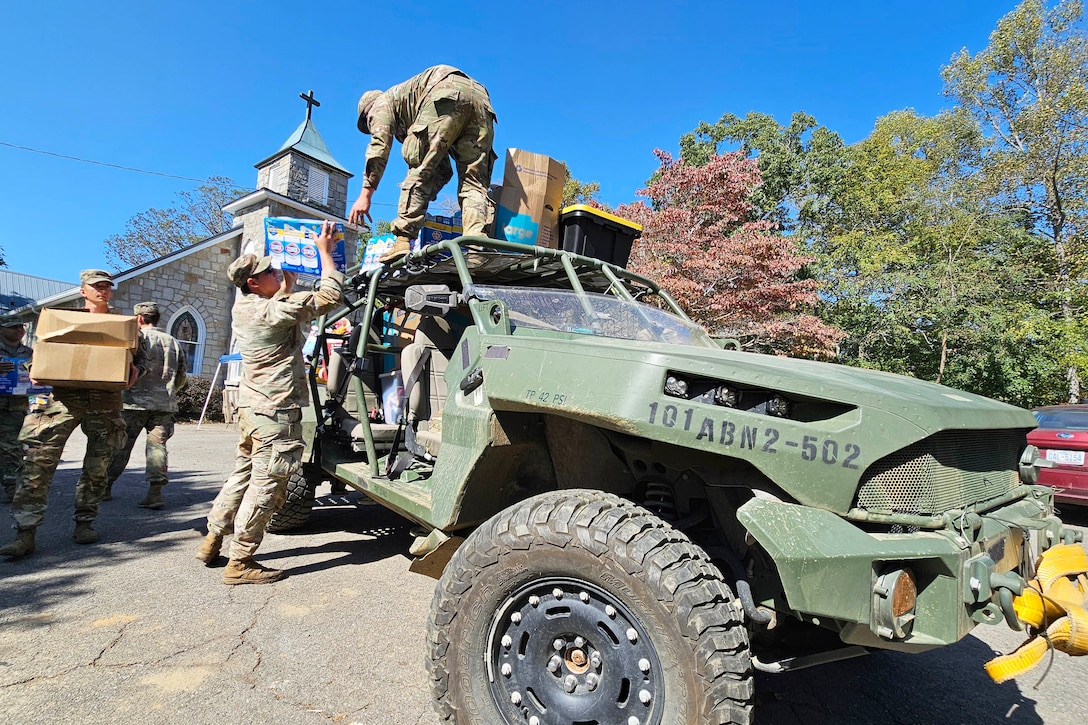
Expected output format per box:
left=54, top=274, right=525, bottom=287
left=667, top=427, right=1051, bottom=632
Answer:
left=427, top=489, right=754, bottom=724
left=267, top=469, right=317, bottom=533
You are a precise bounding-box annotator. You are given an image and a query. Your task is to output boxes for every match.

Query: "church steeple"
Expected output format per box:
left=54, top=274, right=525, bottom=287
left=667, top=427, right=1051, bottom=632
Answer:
left=254, top=90, right=352, bottom=217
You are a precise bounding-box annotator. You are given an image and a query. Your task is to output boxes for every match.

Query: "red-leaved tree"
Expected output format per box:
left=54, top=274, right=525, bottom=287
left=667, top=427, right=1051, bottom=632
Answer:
left=618, top=151, right=842, bottom=358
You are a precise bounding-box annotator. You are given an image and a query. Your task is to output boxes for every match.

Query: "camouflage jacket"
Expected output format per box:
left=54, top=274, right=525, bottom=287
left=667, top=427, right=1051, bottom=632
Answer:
left=363, top=65, right=469, bottom=189
left=123, top=327, right=188, bottom=412
left=233, top=272, right=344, bottom=414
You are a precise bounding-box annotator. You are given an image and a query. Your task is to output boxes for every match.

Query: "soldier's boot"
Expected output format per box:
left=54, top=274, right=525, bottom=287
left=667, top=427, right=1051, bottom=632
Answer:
left=223, top=558, right=286, bottom=585
left=137, top=485, right=165, bottom=510
left=73, top=521, right=99, bottom=545
left=0, top=528, right=35, bottom=559
left=379, top=238, right=413, bottom=263
left=101, top=483, right=114, bottom=502
left=195, top=532, right=224, bottom=565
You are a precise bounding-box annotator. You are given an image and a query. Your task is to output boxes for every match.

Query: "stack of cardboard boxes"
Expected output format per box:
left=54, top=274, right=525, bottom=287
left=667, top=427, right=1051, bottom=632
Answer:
left=30, top=309, right=139, bottom=390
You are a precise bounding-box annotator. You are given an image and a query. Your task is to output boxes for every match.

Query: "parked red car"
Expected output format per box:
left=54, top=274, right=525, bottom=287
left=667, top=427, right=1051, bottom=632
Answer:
left=1028, top=405, right=1088, bottom=506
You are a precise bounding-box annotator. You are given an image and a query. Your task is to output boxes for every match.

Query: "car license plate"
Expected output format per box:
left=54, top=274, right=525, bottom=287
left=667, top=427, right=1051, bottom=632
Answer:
left=1045, top=449, right=1085, bottom=466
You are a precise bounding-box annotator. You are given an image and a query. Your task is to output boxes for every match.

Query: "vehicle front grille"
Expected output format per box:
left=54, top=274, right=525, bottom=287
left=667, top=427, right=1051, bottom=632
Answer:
left=856, top=430, right=1024, bottom=516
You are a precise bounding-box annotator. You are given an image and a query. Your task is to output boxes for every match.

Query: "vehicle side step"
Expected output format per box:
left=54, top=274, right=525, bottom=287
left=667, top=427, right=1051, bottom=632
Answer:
left=751, top=645, right=869, bottom=673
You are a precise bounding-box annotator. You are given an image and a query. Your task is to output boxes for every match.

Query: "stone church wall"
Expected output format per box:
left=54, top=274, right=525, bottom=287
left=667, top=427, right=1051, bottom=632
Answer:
left=112, top=241, right=239, bottom=379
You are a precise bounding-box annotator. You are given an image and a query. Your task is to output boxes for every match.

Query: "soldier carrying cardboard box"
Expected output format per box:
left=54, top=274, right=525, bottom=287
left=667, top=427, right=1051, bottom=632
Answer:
left=1, top=270, right=146, bottom=560
left=350, top=65, right=497, bottom=263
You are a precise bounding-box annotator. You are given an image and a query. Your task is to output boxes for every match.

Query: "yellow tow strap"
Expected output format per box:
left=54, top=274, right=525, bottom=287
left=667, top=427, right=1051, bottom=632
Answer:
left=985, top=544, right=1088, bottom=683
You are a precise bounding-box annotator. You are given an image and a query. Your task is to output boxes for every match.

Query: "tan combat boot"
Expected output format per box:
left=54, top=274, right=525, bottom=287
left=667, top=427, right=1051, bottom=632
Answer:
left=0, top=528, right=36, bottom=559
left=137, top=485, right=164, bottom=510
left=223, top=558, right=286, bottom=585
left=73, top=521, right=99, bottom=545
left=379, top=238, right=412, bottom=263
left=195, top=532, right=224, bottom=565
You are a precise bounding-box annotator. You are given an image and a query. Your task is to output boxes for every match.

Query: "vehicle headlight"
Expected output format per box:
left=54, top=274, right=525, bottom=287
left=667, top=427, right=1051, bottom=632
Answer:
left=767, top=394, right=791, bottom=418
left=664, top=375, right=688, bottom=398
left=713, top=384, right=738, bottom=408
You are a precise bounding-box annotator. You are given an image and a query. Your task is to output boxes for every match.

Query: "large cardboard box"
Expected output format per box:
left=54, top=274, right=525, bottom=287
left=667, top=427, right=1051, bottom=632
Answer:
left=36, top=309, right=138, bottom=348
left=264, top=218, right=348, bottom=275
left=30, top=342, right=132, bottom=390
left=494, top=149, right=566, bottom=248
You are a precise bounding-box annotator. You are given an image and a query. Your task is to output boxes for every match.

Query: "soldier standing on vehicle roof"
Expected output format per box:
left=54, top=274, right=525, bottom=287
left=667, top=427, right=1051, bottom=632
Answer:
left=0, top=316, right=33, bottom=504
left=349, top=65, right=497, bottom=263
left=103, top=302, right=187, bottom=510
left=195, top=221, right=342, bottom=584
left=1, top=270, right=145, bottom=560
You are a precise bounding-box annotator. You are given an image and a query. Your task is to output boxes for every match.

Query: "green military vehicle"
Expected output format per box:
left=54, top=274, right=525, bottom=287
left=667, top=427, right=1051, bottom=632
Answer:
left=271, top=236, right=1083, bottom=724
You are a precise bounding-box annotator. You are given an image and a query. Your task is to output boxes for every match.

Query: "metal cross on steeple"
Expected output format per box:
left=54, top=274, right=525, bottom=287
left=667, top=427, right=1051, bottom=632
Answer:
left=299, top=90, right=320, bottom=120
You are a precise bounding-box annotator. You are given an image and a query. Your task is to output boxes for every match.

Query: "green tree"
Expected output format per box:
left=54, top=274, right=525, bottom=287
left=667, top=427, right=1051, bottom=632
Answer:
left=103, top=176, right=247, bottom=269
left=561, top=168, right=602, bottom=209
left=942, top=0, right=1088, bottom=403
left=678, top=111, right=846, bottom=232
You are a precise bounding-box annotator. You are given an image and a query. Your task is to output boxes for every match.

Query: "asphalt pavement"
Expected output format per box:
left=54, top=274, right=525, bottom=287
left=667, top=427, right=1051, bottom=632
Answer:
left=0, top=423, right=1085, bottom=724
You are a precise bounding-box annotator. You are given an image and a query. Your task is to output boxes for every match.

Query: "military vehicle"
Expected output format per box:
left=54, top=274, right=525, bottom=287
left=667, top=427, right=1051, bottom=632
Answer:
left=271, top=235, right=1084, bottom=724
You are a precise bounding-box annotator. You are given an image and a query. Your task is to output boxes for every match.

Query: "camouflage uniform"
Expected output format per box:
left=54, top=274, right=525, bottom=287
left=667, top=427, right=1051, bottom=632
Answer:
left=106, top=325, right=188, bottom=494
left=359, top=65, right=497, bottom=243
left=205, top=268, right=342, bottom=561
left=10, top=304, right=143, bottom=532
left=0, top=334, right=33, bottom=503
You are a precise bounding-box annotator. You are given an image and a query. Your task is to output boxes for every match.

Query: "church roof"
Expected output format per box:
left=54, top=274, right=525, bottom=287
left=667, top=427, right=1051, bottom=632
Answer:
left=0, top=269, right=77, bottom=313
left=255, top=116, right=351, bottom=176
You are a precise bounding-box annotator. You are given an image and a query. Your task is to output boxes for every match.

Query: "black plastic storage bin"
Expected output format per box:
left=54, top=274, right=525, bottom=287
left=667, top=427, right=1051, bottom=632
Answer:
left=558, top=205, right=642, bottom=268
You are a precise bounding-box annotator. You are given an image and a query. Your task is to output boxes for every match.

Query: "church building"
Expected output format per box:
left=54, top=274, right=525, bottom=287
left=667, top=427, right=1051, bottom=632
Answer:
left=18, top=92, right=357, bottom=380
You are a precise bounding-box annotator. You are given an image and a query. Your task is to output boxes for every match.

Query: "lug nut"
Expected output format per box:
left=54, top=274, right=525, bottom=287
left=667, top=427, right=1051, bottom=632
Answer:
left=529, top=595, right=540, bottom=607
left=638, top=658, right=650, bottom=673
left=553, top=638, right=566, bottom=651
left=590, top=651, right=602, bottom=668
left=547, top=655, right=563, bottom=673
left=574, top=636, right=585, bottom=648
left=563, top=674, right=578, bottom=693
left=580, top=591, right=590, bottom=602
left=511, top=691, right=522, bottom=706
left=586, top=673, right=600, bottom=691
left=626, top=628, right=639, bottom=643
left=501, top=663, right=512, bottom=677
left=638, top=689, right=652, bottom=704
left=511, top=612, right=522, bottom=624
left=605, top=605, right=617, bottom=618
left=530, top=718, right=540, bottom=725
left=628, top=718, right=640, bottom=725
left=553, top=587, right=564, bottom=600
left=501, top=635, right=512, bottom=648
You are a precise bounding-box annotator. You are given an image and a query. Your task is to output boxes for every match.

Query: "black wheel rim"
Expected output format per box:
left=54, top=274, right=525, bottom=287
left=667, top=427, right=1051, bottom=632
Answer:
left=485, top=576, right=663, bottom=725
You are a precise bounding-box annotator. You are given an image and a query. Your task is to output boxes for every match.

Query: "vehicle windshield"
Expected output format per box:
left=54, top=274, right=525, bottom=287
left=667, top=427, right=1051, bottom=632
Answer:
left=1033, top=407, right=1088, bottom=431
left=472, top=285, right=718, bottom=348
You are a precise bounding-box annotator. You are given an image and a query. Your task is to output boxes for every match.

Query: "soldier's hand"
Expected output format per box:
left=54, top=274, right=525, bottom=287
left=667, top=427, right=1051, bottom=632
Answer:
left=316, top=220, right=338, bottom=254
left=0, top=361, right=13, bottom=374
left=349, top=189, right=374, bottom=227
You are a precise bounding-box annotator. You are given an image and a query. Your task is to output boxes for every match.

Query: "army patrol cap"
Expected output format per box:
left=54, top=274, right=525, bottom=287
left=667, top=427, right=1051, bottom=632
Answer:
left=133, top=302, right=159, bottom=316
left=357, top=90, right=382, bottom=133
left=80, top=269, right=114, bottom=287
left=227, top=253, right=273, bottom=288
left=0, top=315, right=24, bottom=328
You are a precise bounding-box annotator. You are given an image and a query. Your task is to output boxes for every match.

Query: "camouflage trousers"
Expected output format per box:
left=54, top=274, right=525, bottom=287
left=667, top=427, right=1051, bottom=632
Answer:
left=205, top=407, right=304, bottom=560
left=0, top=396, right=28, bottom=500
left=106, top=409, right=176, bottom=488
left=10, top=390, right=126, bottom=529
left=392, top=73, right=497, bottom=243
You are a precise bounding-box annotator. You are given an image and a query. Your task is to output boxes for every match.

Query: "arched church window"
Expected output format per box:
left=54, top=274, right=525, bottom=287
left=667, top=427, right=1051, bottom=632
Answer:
left=169, top=308, right=205, bottom=375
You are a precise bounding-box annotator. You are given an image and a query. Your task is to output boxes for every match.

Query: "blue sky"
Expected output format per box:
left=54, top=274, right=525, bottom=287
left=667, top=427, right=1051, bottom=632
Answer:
left=0, top=0, right=1015, bottom=284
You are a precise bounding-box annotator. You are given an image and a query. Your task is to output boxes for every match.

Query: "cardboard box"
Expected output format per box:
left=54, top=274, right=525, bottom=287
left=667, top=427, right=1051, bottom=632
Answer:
left=30, top=342, right=132, bottom=391
left=494, top=149, right=567, bottom=248
left=0, top=357, right=51, bottom=396
left=36, top=309, right=138, bottom=349
left=264, top=218, right=348, bottom=275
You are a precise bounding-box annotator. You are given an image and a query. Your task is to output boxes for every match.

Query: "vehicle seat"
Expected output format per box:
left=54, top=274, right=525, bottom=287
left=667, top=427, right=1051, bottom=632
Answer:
left=326, top=324, right=400, bottom=450
left=400, top=317, right=457, bottom=458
